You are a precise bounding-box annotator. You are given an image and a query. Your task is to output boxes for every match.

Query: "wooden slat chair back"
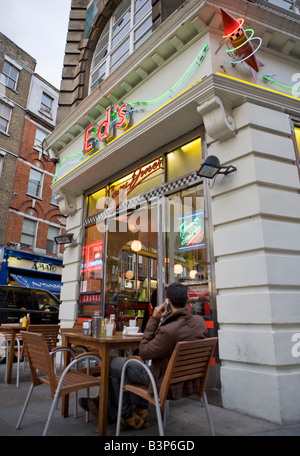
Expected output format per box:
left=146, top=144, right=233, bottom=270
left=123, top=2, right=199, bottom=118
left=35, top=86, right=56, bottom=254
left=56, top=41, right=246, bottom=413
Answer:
left=116, top=337, right=218, bottom=436
left=16, top=331, right=101, bottom=435
left=26, top=325, right=60, bottom=352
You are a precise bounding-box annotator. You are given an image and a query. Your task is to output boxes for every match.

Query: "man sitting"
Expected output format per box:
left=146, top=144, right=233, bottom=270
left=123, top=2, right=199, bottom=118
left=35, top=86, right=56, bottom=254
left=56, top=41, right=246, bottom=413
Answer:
left=80, top=282, right=208, bottom=429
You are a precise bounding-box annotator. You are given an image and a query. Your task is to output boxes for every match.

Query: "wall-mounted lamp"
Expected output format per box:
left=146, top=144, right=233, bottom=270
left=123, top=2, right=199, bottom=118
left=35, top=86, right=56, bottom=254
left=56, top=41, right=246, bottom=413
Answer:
left=54, top=233, right=74, bottom=245
left=197, top=155, right=237, bottom=179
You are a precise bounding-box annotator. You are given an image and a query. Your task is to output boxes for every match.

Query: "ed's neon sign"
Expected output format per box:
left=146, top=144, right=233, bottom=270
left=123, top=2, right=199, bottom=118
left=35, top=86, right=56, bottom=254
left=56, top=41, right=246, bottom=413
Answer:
left=84, top=104, right=131, bottom=154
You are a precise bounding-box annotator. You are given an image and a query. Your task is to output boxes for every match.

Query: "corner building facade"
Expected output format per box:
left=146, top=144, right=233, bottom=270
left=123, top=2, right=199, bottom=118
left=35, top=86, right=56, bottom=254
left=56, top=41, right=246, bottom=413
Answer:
left=45, top=0, right=300, bottom=424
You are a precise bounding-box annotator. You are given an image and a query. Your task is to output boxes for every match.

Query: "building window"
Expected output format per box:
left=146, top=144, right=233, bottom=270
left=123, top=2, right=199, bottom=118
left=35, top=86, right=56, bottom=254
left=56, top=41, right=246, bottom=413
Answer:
left=47, top=226, right=59, bottom=254
left=265, top=0, right=300, bottom=13
left=51, top=192, right=58, bottom=205
left=0, top=101, right=12, bottom=134
left=21, top=218, right=36, bottom=248
left=27, top=168, right=43, bottom=198
left=0, top=152, right=4, bottom=177
left=90, top=0, right=152, bottom=93
left=40, top=92, right=53, bottom=115
left=1, top=61, right=19, bottom=90
left=34, top=127, right=48, bottom=151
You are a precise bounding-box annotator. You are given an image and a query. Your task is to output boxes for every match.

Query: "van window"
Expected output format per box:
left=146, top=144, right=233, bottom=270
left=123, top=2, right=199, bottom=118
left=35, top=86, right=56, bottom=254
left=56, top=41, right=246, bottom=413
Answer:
left=35, top=291, right=59, bottom=312
left=0, top=288, right=14, bottom=308
left=13, top=288, right=33, bottom=310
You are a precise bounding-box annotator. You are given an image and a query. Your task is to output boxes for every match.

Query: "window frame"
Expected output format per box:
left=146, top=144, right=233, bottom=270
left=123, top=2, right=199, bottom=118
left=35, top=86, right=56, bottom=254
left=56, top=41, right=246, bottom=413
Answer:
left=1, top=60, right=20, bottom=91
left=89, top=0, right=152, bottom=93
left=0, top=101, right=12, bottom=134
left=46, top=225, right=60, bottom=255
left=40, top=92, right=53, bottom=115
left=27, top=168, right=43, bottom=198
left=21, top=218, right=37, bottom=249
left=34, top=127, right=48, bottom=151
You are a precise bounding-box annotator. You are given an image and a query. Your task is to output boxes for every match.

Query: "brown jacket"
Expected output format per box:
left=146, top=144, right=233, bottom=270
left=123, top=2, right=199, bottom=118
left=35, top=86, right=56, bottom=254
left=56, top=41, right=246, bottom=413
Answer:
left=139, top=306, right=208, bottom=399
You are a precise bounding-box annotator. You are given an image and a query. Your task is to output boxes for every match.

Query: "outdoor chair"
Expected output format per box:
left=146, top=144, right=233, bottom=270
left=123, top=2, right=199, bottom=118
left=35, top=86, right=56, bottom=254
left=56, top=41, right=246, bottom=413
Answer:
left=116, top=337, right=218, bottom=436
left=26, top=324, right=60, bottom=351
left=0, top=326, right=23, bottom=388
left=16, top=331, right=101, bottom=436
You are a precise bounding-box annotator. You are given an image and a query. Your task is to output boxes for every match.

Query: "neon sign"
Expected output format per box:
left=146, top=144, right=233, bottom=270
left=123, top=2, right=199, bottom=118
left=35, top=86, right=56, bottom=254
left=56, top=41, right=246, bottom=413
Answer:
left=52, top=45, right=209, bottom=184
left=178, top=211, right=205, bottom=250
left=84, top=104, right=131, bottom=154
left=104, top=157, right=163, bottom=210
left=82, top=240, right=103, bottom=272
left=263, top=74, right=300, bottom=95
left=221, top=8, right=263, bottom=73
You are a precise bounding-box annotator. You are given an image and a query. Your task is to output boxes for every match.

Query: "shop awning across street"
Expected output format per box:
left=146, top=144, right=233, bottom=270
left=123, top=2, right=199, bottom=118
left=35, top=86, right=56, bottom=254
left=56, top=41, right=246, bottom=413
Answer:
left=10, top=274, right=62, bottom=294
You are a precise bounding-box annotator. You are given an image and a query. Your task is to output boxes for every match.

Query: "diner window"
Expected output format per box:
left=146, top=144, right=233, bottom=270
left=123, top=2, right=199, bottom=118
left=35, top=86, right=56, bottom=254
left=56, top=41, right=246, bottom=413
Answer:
left=86, top=156, right=163, bottom=218
left=1, top=61, right=19, bottom=90
left=80, top=224, right=104, bottom=294
left=34, top=127, right=48, bottom=151
left=163, top=184, right=211, bottom=318
left=40, top=92, right=53, bottom=115
left=21, top=218, right=36, bottom=248
left=0, top=101, right=12, bottom=134
left=87, top=186, right=107, bottom=218
left=89, top=0, right=152, bottom=93
left=166, top=138, right=202, bottom=182
left=27, top=168, right=43, bottom=198
left=47, top=226, right=60, bottom=254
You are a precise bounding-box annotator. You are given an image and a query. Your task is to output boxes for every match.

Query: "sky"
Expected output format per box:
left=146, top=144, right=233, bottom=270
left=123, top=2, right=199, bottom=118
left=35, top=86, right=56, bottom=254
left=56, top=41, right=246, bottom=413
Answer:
left=0, top=0, right=72, bottom=89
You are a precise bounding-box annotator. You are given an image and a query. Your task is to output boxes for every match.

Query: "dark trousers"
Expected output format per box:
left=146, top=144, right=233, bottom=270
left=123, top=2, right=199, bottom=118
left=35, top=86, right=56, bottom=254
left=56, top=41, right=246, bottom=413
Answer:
left=108, top=356, right=150, bottom=419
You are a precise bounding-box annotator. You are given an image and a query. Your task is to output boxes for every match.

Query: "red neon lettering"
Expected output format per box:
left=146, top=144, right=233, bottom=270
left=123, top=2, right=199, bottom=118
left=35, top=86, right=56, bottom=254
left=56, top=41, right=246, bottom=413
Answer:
left=116, top=104, right=127, bottom=128
left=97, top=107, right=111, bottom=141
left=84, top=124, right=94, bottom=153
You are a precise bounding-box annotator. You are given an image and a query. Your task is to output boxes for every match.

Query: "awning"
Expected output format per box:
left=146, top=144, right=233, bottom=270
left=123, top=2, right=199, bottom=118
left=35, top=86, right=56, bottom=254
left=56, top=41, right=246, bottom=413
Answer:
left=10, top=274, right=62, bottom=294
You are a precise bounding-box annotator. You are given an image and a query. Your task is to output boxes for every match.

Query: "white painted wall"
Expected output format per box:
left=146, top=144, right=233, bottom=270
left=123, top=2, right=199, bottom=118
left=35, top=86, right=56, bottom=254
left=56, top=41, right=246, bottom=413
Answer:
left=208, top=102, right=300, bottom=423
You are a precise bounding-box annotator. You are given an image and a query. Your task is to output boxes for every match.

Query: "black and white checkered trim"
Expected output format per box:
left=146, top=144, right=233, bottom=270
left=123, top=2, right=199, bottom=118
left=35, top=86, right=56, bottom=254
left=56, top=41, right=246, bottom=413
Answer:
left=84, top=171, right=201, bottom=227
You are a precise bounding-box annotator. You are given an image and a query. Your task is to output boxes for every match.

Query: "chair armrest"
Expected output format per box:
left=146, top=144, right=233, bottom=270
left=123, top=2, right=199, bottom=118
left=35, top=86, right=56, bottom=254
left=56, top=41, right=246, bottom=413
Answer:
left=50, top=346, right=76, bottom=357
left=75, top=351, right=99, bottom=360
left=59, top=353, right=101, bottom=378
left=125, top=355, right=145, bottom=363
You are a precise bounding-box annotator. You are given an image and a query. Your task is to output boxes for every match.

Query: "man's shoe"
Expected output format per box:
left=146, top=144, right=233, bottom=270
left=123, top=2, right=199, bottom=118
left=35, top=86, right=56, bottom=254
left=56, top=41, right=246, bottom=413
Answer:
left=134, top=408, right=149, bottom=428
left=79, top=397, right=90, bottom=412
left=121, top=411, right=144, bottom=430
left=88, top=397, right=99, bottom=418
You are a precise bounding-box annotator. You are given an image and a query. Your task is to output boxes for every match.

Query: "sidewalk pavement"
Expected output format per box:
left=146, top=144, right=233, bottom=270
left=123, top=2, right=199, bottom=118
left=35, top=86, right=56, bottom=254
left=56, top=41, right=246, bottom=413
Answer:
left=0, top=366, right=300, bottom=438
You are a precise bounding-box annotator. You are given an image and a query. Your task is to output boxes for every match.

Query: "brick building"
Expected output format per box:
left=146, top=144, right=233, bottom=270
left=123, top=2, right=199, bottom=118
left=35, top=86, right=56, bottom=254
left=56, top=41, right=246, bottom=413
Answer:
left=0, top=33, right=65, bottom=294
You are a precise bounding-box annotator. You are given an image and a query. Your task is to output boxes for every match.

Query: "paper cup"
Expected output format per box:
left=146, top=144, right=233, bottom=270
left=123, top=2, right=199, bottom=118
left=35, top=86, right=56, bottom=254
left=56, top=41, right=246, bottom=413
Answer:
left=129, top=319, right=137, bottom=327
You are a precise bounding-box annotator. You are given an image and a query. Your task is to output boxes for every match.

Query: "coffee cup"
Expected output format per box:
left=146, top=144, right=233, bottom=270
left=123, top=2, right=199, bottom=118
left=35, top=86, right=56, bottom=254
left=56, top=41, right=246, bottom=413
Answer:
left=126, top=326, right=139, bottom=334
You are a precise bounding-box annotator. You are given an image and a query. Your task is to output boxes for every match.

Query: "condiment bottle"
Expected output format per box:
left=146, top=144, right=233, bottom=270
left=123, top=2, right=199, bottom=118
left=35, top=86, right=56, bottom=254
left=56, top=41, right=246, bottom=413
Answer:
left=110, top=314, right=116, bottom=335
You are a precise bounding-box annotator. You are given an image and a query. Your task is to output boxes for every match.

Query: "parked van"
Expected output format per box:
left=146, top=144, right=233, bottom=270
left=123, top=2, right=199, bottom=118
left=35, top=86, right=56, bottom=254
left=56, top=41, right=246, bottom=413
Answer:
left=0, top=286, right=60, bottom=325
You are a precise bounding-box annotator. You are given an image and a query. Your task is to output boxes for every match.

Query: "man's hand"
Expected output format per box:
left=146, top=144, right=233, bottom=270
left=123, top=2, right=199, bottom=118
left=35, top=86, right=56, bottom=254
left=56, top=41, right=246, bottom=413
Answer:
left=152, top=301, right=169, bottom=320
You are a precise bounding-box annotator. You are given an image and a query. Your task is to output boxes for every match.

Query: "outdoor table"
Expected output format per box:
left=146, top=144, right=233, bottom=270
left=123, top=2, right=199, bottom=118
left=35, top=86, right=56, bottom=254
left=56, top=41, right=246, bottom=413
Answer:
left=61, top=329, right=143, bottom=436
left=0, top=324, right=23, bottom=384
